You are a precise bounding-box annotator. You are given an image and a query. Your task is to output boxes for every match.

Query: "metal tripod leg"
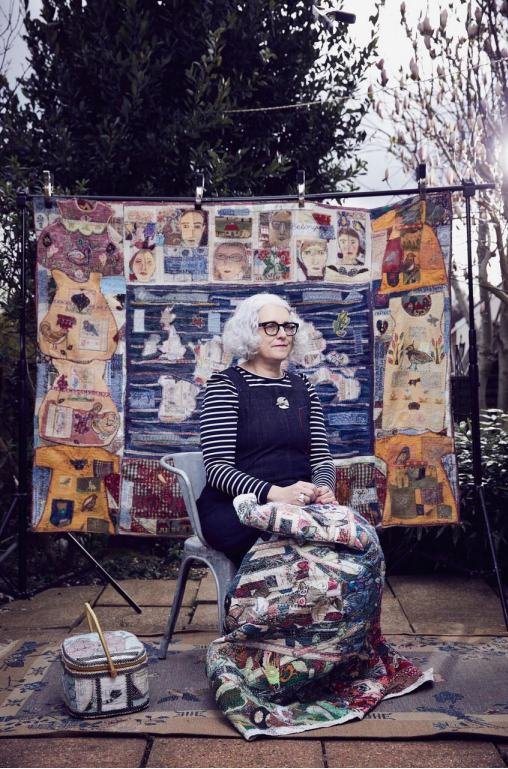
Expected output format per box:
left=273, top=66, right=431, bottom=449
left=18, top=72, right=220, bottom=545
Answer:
left=67, top=534, right=142, bottom=614
left=463, top=181, right=508, bottom=631
left=476, top=486, right=508, bottom=630
left=0, top=498, right=17, bottom=542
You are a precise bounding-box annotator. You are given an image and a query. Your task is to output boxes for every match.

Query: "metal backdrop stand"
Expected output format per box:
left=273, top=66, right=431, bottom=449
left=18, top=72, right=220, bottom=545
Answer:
left=463, top=181, right=508, bottom=627
left=17, top=189, right=28, bottom=596
left=0, top=190, right=29, bottom=598
left=2, top=177, right=506, bottom=627
left=386, top=181, right=508, bottom=630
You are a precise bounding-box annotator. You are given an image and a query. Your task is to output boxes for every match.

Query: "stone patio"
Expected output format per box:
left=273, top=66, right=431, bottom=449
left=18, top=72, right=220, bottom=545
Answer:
left=1, top=573, right=507, bottom=768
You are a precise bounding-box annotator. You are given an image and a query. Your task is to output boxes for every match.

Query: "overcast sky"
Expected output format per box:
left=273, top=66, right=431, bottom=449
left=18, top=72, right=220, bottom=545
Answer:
left=351, top=0, right=435, bottom=206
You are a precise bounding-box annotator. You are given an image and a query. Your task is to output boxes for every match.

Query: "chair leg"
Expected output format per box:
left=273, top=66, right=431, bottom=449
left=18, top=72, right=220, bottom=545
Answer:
left=158, top=554, right=193, bottom=659
left=213, top=559, right=237, bottom=636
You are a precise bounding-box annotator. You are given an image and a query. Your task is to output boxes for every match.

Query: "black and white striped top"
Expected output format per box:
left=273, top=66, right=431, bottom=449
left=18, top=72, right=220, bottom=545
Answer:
left=200, top=366, right=336, bottom=503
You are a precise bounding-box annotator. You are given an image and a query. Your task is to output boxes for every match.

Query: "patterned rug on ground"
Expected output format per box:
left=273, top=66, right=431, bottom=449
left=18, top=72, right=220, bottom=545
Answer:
left=1, top=634, right=507, bottom=739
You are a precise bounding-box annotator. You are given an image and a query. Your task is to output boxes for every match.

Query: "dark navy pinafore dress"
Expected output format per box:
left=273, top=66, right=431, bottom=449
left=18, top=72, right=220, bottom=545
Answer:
left=197, top=366, right=313, bottom=567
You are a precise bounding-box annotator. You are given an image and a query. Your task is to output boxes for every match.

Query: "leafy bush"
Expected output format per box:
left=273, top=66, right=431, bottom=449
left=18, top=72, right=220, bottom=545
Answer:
left=453, top=409, right=508, bottom=565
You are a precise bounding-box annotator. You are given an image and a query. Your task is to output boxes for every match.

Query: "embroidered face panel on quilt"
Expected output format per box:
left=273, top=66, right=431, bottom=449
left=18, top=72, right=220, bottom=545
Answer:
left=32, top=193, right=458, bottom=534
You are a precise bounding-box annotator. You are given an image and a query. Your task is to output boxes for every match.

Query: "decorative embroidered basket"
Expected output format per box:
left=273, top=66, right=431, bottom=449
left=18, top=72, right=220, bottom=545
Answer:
left=60, top=602, right=149, bottom=718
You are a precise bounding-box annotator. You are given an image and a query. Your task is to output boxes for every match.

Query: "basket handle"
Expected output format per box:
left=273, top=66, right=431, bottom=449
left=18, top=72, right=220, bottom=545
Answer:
left=84, top=602, right=117, bottom=678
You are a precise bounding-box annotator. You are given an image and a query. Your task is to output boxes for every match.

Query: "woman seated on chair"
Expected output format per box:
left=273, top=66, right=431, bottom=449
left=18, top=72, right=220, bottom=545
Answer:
left=197, top=292, right=429, bottom=739
left=197, top=292, right=337, bottom=567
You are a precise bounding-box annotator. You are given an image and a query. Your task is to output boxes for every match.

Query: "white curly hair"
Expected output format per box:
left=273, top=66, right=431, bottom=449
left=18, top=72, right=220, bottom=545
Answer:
left=222, top=293, right=306, bottom=362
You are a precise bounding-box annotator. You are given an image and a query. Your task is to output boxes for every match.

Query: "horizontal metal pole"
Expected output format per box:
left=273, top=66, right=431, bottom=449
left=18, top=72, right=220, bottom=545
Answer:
left=301, top=182, right=495, bottom=201
left=22, top=182, right=496, bottom=205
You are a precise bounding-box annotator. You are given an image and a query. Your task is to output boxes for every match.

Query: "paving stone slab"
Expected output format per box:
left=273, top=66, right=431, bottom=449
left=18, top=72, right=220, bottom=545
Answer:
left=0, top=586, right=104, bottom=633
left=324, top=739, right=506, bottom=768
left=0, top=737, right=147, bottom=768
left=380, top=586, right=413, bottom=634
left=147, top=737, right=324, bottom=768
left=195, top=571, right=217, bottom=603
left=495, top=742, right=508, bottom=765
left=73, top=605, right=192, bottom=636
left=0, top=605, right=80, bottom=633
left=0, top=585, right=103, bottom=614
left=388, top=575, right=508, bottom=635
left=166, top=629, right=220, bottom=645
left=98, top=578, right=197, bottom=607
left=190, top=603, right=221, bottom=632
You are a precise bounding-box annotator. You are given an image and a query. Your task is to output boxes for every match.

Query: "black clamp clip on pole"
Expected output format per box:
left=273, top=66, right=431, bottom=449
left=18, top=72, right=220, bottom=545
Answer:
left=462, top=178, right=475, bottom=199
left=195, top=173, right=204, bottom=210
left=16, top=188, right=29, bottom=210
left=42, top=170, right=53, bottom=209
left=297, top=170, right=305, bottom=208
left=417, top=162, right=426, bottom=202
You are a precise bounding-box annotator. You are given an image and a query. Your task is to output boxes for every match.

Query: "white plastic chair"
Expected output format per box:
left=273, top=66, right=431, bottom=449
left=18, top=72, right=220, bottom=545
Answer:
left=158, top=452, right=238, bottom=659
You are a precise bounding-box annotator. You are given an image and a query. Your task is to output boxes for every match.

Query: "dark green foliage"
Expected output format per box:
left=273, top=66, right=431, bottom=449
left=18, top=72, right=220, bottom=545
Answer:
left=0, top=174, right=36, bottom=508
left=453, top=410, right=508, bottom=566
left=7, top=0, right=378, bottom=197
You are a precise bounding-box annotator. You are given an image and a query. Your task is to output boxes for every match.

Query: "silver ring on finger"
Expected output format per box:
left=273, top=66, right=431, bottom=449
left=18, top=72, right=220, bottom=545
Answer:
left=297, top=493, right=306, bottom=504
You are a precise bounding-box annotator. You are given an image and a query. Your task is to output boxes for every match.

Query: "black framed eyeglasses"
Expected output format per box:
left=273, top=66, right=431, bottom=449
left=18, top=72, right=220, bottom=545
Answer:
left=258, top=322, right=299, bottom=336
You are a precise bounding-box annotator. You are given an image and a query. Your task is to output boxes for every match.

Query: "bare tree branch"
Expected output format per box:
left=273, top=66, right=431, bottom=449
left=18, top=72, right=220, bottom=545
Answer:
left=478, top=281, right=508, bottom=306
left=0, top=0, right=24, bottom=78
left=373, top=0, right=508, bottom=406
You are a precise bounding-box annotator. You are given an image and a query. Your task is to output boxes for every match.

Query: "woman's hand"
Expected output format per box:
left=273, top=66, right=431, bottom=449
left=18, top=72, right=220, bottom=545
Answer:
left=266, top=482, right=319, bottom=506
left=315, top=486, right=338, bottom=505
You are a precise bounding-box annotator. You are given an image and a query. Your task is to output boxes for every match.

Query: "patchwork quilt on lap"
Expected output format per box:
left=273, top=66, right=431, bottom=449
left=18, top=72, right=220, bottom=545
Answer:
left=32, top=193, right=458, bottom=533
left=206, top=495, right=432, bottom=739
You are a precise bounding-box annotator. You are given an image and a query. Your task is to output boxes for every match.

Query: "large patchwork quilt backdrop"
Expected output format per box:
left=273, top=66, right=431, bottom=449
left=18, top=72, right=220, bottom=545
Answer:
left=32, top=193, right=459, bottom=535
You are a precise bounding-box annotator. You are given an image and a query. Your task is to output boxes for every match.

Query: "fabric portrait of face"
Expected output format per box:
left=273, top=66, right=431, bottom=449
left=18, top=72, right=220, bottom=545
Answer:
left=268, top=211, right=292, bottom=249
left=213, top=242, right=249, bottom=281
left=180, top=210, right=206, bottom=248
left=298, top=239, right=328, bottom=280
left=337, top=227, right=364, bottom=266
left=129, top=248, right=156, bottom=282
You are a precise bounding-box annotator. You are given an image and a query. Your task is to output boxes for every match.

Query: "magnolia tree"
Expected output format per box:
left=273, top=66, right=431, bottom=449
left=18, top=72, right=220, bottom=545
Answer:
left=372, top=0, right=508, bottom=410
